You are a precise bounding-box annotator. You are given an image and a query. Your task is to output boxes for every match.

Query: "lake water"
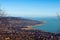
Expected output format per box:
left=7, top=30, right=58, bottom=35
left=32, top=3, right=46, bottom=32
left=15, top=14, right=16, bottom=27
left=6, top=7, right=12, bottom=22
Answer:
left=31, top=17, right=60, bottom=34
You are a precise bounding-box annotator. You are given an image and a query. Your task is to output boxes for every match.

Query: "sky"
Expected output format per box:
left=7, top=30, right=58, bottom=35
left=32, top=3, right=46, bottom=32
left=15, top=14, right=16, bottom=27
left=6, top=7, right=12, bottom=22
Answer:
left=0, top=0, right=60, bottom=17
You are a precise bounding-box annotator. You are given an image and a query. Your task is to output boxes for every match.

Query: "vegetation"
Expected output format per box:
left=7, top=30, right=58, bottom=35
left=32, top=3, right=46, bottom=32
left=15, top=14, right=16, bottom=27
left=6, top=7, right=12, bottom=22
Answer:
left=0, top=8, right=7, bottom=17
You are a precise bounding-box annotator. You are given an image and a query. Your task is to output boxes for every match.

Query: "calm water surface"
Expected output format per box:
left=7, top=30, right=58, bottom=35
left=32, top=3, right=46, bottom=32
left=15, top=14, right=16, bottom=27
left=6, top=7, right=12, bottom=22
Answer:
left=31, top=17, right=60, bottom=34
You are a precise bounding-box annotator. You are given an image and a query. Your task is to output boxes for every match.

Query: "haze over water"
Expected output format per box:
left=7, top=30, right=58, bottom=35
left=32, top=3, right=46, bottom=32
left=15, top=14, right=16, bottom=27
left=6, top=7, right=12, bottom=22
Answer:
left=32, top=17, right=60, bottom=34
left=0, top=0, right=60, bottom=34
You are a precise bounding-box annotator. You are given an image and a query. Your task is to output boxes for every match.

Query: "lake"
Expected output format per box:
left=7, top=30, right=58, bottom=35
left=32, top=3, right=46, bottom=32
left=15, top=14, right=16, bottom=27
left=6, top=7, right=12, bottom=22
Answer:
left=31, top=17, right=60, bottom=34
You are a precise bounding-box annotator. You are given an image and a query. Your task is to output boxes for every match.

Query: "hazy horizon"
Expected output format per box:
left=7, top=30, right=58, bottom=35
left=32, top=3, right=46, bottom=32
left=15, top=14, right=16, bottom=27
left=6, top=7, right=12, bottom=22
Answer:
left=0, top=0, right=60, bottom=17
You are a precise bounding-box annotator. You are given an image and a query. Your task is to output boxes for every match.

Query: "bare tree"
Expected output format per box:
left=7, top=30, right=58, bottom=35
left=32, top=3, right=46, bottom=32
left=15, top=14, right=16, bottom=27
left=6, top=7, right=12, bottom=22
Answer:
left=0, top=4, right=7, bottom=17
left=0, top=9, right=7, bottom=17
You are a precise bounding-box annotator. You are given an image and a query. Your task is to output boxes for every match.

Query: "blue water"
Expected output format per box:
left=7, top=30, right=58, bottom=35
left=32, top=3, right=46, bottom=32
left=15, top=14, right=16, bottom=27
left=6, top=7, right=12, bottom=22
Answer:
left=31, top=17, right=60, bottom=34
